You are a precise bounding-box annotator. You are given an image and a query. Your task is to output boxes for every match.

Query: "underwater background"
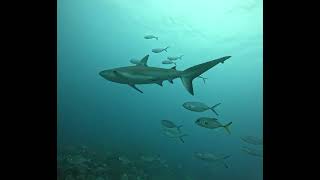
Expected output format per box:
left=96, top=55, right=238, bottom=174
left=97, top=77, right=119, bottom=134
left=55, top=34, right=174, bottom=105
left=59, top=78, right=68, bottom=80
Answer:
left=58, top=0, right=263, bottom=180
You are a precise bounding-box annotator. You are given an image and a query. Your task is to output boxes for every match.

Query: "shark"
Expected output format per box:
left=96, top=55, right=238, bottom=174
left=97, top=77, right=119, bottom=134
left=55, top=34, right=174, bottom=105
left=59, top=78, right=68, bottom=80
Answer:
left=99, top=55, right=231, bottom=95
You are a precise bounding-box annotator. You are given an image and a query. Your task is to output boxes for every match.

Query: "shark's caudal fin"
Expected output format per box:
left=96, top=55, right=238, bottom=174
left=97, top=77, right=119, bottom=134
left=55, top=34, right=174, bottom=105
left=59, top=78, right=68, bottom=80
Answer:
left=137, top=54, right=149, bottom=66
left=210, top=103, right=221, bottom=116
left=179, top=55, right=184, bottom=59
left=164, top=46, right=170, bottom=52
left=180, top=56, right=231, bottom=95
left=155, top=37, right=159, bottom=40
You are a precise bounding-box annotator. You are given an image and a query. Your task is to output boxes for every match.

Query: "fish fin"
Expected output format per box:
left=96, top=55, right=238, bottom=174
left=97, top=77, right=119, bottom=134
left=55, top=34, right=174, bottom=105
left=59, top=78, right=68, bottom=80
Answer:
left=164, top=46, right=169, bottom=52
left=223, top=122, right=232, bottom=134
left=210, top=103, right=221, bottom=116
left=180, top=56, right=231, bottom=95
left=155, top=37, right=159, bottom=40
left=168, top=79, right=173, bottom=84
left=171, top=66, right=176, bottom=70
left=173, top=62, right=177, bottom=66
left=179, top=134, right=188, bottom=143
left=129, top=84, right=143, bottom=93
left=137, top=54, right=149, bottom=66
left=179, top=55, right=184, bottom=59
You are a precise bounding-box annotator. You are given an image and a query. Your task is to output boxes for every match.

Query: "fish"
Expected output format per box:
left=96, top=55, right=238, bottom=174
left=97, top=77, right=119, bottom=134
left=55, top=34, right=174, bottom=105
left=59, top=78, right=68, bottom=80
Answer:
left=162, top=60, right=177, bottom=65
left=152, top=46, right=170, bottom=53
left=129, top=59, right=141, bottom=65
left=161, top=120, right=183, bottom=130
left=162, top=126, right=188, bottom=143
left=167, top=55, right=184, bottom=61
left=140, top=154, right=161, bottom=162
left=195, top=117, right=232, bottom=134
left=182, top=102, right=221, bottom=115
left=193, top=152, right=231, bottom=168
left=144, top=35, right=158, bottom=40
left=99, top=55, right=231, bottom=95
left=197, top=76, right=208, bottom=84
left=118, top=156, right=131, bottom=165
left=241, top=146, right=263, bottom=158
left=240, top=136, right=263, bottom=145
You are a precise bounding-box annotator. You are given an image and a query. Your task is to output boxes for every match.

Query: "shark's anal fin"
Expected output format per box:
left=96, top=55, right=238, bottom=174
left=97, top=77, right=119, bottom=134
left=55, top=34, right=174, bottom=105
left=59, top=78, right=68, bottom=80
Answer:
left=129, top=84, right=143, bottom=93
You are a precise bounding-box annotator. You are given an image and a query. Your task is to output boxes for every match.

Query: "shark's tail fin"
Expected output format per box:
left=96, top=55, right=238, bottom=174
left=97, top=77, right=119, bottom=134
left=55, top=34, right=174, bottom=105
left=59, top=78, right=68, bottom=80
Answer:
left=179, top=55, right=184, bottom=59
left=155, top=37, right=159, bottom=40
left=180, top=56, right=231, bottom=95
left=164, top=46, right=170, bottom=52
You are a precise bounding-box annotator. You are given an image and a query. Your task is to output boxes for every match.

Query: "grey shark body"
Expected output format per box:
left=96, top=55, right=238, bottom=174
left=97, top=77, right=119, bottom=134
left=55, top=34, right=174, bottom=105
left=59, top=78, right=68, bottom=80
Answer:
left=99, top=55, right=231, bottom=95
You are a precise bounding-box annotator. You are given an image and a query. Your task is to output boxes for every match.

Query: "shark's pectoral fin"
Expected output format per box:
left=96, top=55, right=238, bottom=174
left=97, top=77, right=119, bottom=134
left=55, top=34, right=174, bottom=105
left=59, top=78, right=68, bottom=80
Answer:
left=129, top=84, right=143, bottom=93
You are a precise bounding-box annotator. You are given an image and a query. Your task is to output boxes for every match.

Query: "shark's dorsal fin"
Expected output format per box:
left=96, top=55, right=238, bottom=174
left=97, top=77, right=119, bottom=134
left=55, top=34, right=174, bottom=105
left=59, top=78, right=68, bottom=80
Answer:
left=137, top=55, right=149, bottom=66
left=170, top=66, right=176, bottom=70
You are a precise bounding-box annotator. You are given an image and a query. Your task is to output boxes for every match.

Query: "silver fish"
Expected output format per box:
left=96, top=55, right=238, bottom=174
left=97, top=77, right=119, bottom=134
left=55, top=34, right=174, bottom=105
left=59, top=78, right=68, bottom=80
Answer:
left=167, top=55, right=184, bottom=61
left=130, top=59, right=141, bottom=65
left=162, top=126, right=188, bottom=143
left=162, top=60, right=177, bottom=65
left=152, top=46, right=169, bottom=53
left=195, top=117, right=232, bottom=134
left=240, top=136, right=263, bottom=145
left=144, top=35, right=158, bottom=40
left=161, top=120, right=182, bottom=129
left=241, top=146, right=263, bottom=158
left=193, top=152, right=231, bottom=168
left=183, top=102, right=221, bottom=115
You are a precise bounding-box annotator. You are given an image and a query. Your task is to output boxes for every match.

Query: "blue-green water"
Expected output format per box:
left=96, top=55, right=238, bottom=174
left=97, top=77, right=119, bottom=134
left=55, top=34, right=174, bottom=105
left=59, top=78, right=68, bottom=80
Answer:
left=58, top=0, right=263, bottom=179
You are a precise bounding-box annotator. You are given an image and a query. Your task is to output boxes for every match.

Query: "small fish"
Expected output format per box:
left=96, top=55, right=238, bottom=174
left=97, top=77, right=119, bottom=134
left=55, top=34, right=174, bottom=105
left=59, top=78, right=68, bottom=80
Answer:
left=130, top=59, right=141, bottom=65
left=162, top=127, right=188, bottom=143
left=193, top=152, right=231, bottom=168
left=195, top=117, right=232, bottom=134
left=118, top=156, right=131, bottom=165
left=144, top=35, right=158, bottom=40
left=162, top=60, right=177, bottom=65
left=241, top=146, right=263, bottom=158
left=240, top=136, right=263, bottom=145
left=167, top=55, right=184, bottom=61
left=197, top=76, right=208, bottom=84
left=152, top=46, right=169, bottom=53
left=161, top=120, right=182, bottom=130
left=140, top=154, right=161, bottom=162
left=182, top=102, right=221, bottom=116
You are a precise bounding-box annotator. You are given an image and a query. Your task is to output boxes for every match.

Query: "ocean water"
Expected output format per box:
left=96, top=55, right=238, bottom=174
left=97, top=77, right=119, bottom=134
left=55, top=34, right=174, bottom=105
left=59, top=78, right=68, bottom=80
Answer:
left=58, top=0, right=263, bottom=180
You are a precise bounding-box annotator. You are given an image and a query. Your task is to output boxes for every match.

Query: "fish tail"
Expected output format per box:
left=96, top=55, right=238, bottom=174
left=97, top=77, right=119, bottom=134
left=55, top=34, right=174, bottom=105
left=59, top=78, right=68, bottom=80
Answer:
left=223, top=122, right=232, bottom=134
left=180, top=56, right=231, bottom=95
left=210, top=103, right=221, bottom=116
left=155, top=37, right=159, bottom=40
left=164, top=46, right=170, bottom=52
left=179, top=55, right=184, bottom=59
left=179, top=134, right=188, bottom=143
